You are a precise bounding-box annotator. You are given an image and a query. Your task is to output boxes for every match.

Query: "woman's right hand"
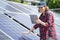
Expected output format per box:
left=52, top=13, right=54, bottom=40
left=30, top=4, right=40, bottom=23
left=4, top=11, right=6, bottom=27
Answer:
left=23, top=31, right=30, bottom=35
left=23, top=27, right=35, bottom=35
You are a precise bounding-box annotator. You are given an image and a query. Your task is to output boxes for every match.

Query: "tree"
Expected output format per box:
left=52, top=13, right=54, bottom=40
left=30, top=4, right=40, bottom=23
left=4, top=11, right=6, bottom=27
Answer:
left=46, top=0, right=60, bottom=9
left=20, top=0, right=24, bottom=3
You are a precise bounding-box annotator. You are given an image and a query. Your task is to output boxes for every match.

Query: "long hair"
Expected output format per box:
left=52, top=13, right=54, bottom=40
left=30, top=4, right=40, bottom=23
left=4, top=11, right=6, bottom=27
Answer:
left=45, top=6, right=49, bottom=11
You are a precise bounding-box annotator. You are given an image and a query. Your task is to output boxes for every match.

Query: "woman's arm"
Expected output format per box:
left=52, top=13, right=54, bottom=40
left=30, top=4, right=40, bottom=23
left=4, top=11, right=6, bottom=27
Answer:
left=23, top=23, right=40, bottom=34
left=35, top=18, right=47, bottom=26
left=35, top=13, right=53, bottom=27
left=23, top=27, right=35, bottom=34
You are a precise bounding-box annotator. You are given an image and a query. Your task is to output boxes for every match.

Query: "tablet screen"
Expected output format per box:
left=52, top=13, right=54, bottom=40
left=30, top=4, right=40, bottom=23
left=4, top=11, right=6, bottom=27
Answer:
left=30, top=15, right=38, bottom=24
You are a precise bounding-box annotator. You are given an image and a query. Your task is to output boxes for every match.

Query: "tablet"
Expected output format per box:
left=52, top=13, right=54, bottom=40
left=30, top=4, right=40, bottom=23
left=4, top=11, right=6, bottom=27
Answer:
left=30, top=15, right=38, bottom=24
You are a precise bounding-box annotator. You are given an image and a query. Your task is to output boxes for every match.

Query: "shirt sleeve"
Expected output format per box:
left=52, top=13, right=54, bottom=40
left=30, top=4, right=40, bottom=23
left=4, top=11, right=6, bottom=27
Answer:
left=33, top=24, right=41, bottom=29
left=46, top=13, right=54, bottom=27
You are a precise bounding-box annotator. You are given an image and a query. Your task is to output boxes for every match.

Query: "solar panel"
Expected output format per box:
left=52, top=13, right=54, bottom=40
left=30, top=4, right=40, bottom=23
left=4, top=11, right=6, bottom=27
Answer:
left=57, top=35, right=60, bottom=40
left=7, top=1, right=39, bottom=14
left=55, top=19, right=60, bottom=27
left=0, top=1, right=6, bottom=8
left=5, top=5, right=20, bottom=12
left=0, top=13, right=40, bottom=40
left=0, top=1, right=21, bottom=12
left=0, top=29, right=11, bottom=40
left=7, top=13, right=39, bottom=34
left=7, top=2, right=31, bottom=13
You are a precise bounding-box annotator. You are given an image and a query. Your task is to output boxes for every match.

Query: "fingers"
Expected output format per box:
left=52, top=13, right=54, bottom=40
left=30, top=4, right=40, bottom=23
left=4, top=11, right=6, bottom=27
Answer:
left=23, top=32, right=29, bottom=35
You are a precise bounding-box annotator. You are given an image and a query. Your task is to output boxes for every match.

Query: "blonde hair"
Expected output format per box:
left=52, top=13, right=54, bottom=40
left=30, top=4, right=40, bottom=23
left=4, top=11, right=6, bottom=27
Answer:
left=45, top=6, right=49, bottom=11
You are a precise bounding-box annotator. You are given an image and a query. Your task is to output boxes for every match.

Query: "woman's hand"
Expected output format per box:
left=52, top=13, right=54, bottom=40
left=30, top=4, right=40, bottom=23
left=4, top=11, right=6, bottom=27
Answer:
left=23, top=31, right=30, bottom=35
left=23, top=27, right=35, bottom=35
left=35, top=18, right=47, bottom=26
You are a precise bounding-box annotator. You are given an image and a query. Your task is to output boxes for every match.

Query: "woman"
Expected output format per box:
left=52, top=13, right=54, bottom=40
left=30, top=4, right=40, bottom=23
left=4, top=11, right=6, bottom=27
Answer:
left=24, top=2, right=57, bottom=40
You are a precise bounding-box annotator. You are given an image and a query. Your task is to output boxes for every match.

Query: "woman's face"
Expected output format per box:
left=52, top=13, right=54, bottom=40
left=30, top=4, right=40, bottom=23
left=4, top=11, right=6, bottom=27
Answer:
left=38, top=7, right=45, bottom=13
